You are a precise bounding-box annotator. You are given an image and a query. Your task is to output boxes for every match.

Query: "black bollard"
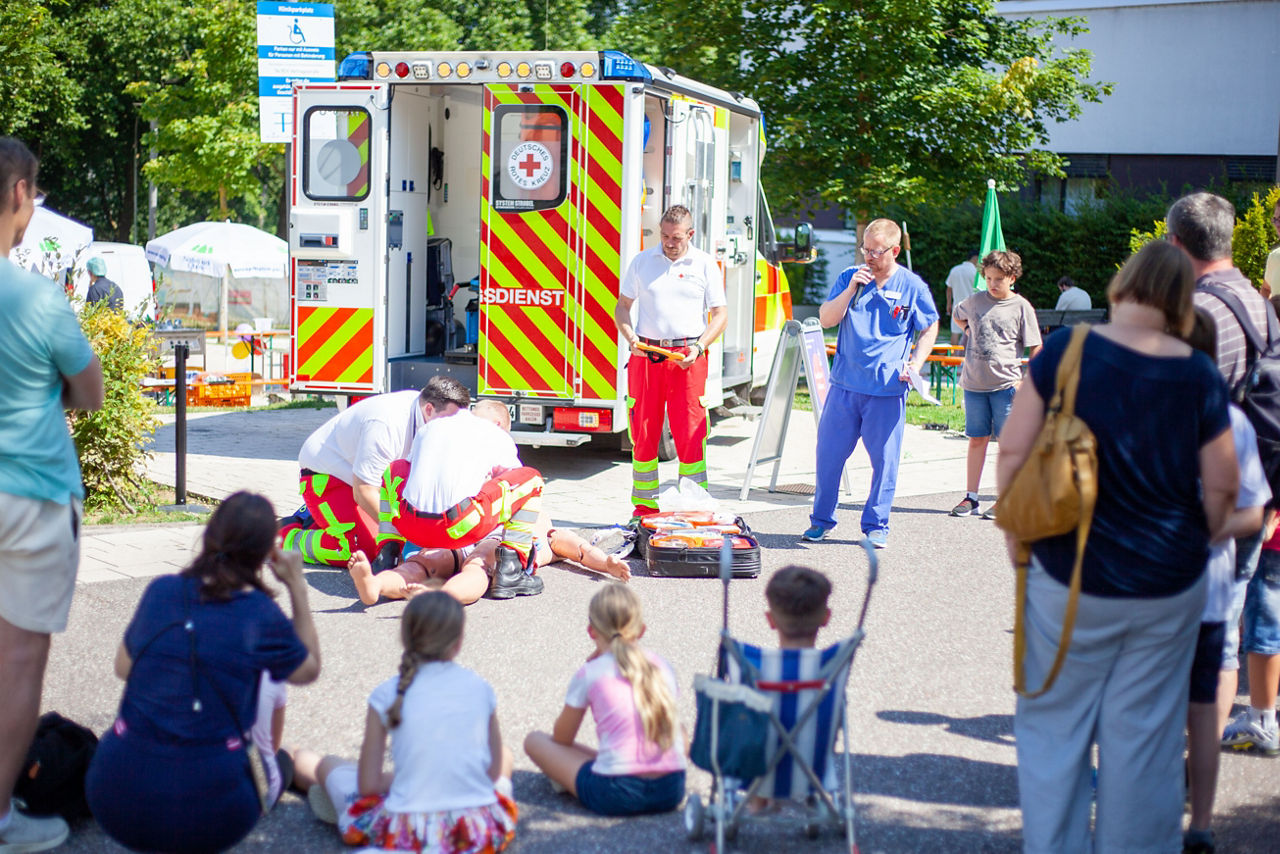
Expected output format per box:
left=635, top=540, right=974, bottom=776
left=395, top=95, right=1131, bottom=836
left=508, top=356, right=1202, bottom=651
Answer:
left=174, top=344, right=188, bottom=505
left=160, top=339, right=208, bottom=515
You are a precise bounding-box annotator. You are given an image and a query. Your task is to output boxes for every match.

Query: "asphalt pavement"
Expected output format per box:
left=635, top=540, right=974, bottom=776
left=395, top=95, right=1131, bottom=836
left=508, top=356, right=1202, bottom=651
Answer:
left=47, top=405, right=1280, bottom=853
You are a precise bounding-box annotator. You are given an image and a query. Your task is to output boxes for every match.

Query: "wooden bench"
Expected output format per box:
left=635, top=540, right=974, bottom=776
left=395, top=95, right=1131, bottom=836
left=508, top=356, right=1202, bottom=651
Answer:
left=1036, top=308, right=1107, bottom=334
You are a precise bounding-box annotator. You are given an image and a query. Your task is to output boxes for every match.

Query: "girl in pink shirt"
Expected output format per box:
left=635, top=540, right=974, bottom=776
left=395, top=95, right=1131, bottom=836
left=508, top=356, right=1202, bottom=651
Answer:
left=524, top=583, right=686, bottom=815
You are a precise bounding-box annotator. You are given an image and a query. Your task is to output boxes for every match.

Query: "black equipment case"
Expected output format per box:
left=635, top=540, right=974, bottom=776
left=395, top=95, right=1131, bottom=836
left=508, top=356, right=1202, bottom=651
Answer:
left=639, top=515, right=761, bottom=579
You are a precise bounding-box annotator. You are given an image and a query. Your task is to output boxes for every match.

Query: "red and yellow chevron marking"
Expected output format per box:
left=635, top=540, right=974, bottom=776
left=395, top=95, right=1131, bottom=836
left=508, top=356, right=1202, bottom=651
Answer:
left=754, top=256, right=794, bottom=333
left=296, top=306, right=374, bottom=385
left=480, top=85, right=575, bottom=398
left=573, top=84, right=625, bottom=401
left=346, top=111, right=370, bottom=198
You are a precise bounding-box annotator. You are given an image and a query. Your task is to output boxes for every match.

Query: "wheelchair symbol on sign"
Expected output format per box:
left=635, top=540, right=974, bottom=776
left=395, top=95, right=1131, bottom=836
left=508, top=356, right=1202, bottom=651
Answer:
left=289, top=19, right=305, bottom=44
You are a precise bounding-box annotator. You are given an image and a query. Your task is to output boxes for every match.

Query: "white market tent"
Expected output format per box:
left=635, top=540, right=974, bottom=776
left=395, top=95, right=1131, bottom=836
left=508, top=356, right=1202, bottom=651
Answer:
left=8, top=206, right=95, bottom=281
left=146, top=221, right=289, bottom=335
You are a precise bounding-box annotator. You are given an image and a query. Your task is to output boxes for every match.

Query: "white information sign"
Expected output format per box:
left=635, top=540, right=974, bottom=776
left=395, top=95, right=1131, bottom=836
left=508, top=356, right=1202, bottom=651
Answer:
left=257, top=2, right=335, bottom=144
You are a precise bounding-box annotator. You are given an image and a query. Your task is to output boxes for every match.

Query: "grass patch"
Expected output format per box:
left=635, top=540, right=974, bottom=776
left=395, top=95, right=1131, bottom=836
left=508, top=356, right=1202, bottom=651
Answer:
left=84, top=485, right=216, bottom=526
left=790, top=388, right=964, bottom=431
left=253, top=397, right=336, bottom=412
left=905, top=391, right=965, bottom=431
left=151, top=396, right=336, bottom=416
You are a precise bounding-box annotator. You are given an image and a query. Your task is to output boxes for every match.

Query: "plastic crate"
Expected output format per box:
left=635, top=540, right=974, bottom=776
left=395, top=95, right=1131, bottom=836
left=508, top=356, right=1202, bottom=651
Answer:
left=189, top=372, right=252, bottom=407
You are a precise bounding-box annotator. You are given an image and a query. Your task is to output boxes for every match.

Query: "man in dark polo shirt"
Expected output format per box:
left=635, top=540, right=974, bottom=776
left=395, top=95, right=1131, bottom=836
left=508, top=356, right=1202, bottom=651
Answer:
left=1167, top=191, right=1280, bottom=765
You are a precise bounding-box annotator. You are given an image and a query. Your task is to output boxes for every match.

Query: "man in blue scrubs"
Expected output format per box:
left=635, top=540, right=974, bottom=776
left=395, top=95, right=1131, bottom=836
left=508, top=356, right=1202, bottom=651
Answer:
left=803, top=218, right=938, bottom=548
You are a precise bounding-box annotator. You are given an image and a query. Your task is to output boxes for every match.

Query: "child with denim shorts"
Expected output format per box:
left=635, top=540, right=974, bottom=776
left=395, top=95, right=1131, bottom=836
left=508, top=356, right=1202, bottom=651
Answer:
left=523, top=583, right=686, bottom=816
left=1185, top=406, right=1269, bottom=852
left=1182, top=308, right=1270, bottom=853
left=949, top=251, right=1041, bottom=520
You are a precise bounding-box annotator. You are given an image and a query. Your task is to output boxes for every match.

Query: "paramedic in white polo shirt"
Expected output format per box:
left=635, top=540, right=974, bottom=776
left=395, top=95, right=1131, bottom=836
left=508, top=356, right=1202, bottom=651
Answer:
left=613, top=204, right=727, bottom=520
left=279, top=376, right=470, bottom=566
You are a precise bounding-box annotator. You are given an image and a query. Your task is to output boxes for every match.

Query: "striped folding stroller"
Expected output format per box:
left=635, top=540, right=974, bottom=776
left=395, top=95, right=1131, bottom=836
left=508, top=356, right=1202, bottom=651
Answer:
left=686, top=539, right=877, bottom=854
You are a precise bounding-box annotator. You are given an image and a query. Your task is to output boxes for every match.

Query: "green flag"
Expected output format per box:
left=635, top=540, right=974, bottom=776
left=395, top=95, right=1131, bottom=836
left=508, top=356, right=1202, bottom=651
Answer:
left=974, top=179, right=1006, bottom=292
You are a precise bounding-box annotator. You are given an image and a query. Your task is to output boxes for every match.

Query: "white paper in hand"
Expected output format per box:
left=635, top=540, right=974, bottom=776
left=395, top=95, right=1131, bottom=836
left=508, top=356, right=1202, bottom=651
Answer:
left=907, top=364, right=941, bottom=406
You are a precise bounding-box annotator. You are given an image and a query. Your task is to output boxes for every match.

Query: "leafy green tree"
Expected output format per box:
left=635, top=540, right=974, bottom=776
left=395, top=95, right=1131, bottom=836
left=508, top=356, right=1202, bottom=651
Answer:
left=128, top=0, right=279, bottom=222
left=610, top=0, right=1111, bottom=221
left=335, top=0, right=462, bottom=55
left=28, top=0, right=201, bottom=241
left=0, top=0, right=83, bottom=139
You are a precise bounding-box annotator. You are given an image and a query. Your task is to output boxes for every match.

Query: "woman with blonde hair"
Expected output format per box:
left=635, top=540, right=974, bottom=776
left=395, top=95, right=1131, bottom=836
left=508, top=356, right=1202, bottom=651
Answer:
left=998, top=240, right=1238, bottom=853
left=524, top=583, right=686, bottom=815
left=290, top=591, right=517, bottom=853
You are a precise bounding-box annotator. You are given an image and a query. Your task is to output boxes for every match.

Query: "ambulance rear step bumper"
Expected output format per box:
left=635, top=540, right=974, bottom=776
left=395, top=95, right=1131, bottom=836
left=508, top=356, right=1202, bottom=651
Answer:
left=509, top=431, right=592, bottom=448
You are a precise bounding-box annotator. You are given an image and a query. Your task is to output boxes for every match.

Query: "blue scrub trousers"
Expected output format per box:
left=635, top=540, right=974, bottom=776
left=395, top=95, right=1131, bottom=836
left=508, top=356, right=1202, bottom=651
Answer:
left=810, top=386, right=906, bottom=535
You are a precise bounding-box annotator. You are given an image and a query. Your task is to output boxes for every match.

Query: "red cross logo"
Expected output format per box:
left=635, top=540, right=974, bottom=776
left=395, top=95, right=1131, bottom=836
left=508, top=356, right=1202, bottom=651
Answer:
left=518, top=153, right=542, bottom=177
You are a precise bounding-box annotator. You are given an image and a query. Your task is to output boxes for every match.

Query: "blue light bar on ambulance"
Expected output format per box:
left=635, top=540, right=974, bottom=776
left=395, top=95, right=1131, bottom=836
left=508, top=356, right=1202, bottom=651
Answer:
left=598, top=50, right=651, bottom=83
left=337, top=52, right=373, bottom=80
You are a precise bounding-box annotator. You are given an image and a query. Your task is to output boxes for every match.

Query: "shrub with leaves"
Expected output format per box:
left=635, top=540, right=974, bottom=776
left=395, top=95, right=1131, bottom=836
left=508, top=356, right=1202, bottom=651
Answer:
left=1128, top=218, right=1167, bottom=256
left=66, top=300, right=161, bottom=512
left=1232, top=187, right=1280, bottom=288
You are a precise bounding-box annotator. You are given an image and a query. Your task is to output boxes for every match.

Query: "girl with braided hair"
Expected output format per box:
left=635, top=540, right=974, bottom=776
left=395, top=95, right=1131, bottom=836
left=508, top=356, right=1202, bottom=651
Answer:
left=290, top=591, right=517, bottom=853
left=524, top=583, right=686, bottom=816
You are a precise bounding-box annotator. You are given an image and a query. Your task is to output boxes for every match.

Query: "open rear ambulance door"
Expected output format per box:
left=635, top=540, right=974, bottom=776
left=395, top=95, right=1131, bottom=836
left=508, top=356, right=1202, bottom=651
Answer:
left=666, top=94, right=726, bottom=404
left=479, top=84, right=580, bottom=407
left=289, top=84, right=388, bottom=396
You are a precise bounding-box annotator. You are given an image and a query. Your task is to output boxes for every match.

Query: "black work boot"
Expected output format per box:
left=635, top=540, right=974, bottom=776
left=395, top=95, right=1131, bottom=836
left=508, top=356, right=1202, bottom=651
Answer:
left=369, top=541, right=403, bottom=573
left=278, top=504, right=313, bottom=531
left=487, top=545, right=544, bottom=599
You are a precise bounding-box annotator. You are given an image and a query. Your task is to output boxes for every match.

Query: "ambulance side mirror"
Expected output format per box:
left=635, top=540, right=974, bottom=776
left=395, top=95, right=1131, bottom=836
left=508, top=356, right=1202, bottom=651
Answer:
left=777, top=222, right=817, bottom=265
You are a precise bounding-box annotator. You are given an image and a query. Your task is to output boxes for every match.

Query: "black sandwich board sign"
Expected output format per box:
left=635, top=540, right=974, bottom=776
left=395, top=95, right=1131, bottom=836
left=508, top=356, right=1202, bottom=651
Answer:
left=739, top=318, right=853, bottom=500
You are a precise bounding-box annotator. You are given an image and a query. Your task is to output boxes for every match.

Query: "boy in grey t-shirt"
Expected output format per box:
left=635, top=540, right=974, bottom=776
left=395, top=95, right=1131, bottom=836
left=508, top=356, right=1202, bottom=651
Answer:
left=949, top=251, right=1041, bottom=519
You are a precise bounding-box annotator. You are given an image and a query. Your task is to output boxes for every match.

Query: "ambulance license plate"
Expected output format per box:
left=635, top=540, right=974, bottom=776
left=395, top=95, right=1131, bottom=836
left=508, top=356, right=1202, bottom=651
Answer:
left=518, top=404, right=544, bottom=425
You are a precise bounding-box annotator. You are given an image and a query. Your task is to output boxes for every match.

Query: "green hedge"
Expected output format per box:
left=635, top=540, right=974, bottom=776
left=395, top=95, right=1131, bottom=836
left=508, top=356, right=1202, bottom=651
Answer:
left=889, top=185, right=1276, bottom=312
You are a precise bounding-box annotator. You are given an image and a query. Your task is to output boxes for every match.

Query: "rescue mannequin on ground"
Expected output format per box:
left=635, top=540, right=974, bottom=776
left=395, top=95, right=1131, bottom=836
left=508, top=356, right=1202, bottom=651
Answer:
left=348, top=511, right=632, bottom=606
left=371, top=398, right=545, bottom=599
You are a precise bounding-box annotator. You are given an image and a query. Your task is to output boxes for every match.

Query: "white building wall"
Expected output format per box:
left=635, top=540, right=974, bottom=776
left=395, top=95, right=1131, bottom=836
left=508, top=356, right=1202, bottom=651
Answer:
left=997, top=0, right=1280, bottom=156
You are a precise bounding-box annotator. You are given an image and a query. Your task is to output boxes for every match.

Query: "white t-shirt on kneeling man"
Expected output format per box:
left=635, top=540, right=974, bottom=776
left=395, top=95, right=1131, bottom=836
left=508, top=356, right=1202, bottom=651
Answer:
left=401, top=409, right=521, bottom=513
left=298, top=389, right=424, bottom=486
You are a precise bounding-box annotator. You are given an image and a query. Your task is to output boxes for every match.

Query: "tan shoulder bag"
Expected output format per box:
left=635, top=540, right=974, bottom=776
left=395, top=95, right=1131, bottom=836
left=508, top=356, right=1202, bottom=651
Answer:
left=995, top=324, right=1098, bottom=698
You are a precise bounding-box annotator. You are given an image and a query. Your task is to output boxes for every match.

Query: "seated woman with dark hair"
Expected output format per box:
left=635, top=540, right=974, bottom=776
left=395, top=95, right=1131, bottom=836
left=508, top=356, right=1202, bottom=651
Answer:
left=86, top=492, right=321, bottom=854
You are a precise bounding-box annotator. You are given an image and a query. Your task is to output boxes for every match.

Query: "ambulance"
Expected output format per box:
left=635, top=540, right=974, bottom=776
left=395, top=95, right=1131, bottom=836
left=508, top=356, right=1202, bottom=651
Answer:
left=287, top=49, right=813, bottom=449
